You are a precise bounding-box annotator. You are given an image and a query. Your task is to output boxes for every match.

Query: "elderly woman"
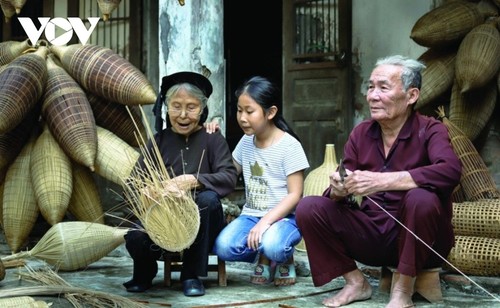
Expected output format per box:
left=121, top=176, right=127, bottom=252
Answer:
left=123, top=72, right=237, bottom=297
left=296, top=55, right=461, bottom=308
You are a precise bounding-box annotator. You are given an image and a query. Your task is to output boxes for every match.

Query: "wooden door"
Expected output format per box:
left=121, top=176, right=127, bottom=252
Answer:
left=283, top=0, right=352, bottom=171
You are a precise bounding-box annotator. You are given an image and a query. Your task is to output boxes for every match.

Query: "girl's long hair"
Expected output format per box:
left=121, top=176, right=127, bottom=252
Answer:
left=235, top=76, right=301, bottom=142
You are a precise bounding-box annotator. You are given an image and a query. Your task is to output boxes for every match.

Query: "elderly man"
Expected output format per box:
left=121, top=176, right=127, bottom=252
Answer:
left=296, top=55, right=461, bottom=308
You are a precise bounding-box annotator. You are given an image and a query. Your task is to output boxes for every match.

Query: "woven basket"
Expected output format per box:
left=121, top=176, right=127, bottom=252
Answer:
left=445, top=235, right=500, bottom=276
left=304, top=144, right=338, bottom=196
left=1, top=221, right=129, bottom=271
left=436, top=106, right=500, bottom=201
left=0, top=0, right=15, bottom=22
left=0, top=296, right=49, bottom=308
left=0, top=39, right=30, bottom=65
left=0, top=46, right=48, bottom=134
left=452, top=199, right=500, bottom=238
left=451, top=184, right=467, bottom=203
left=30, top=127, right=73, bottom=226
left=455, top=22, right=500, bottom=93
left=410, top=1, right=484, bottom=48
left=9, top=0, right=27, bottom=14
left=449, top=80, right=497, bottom=142
left=42, top=56, right=97, bottom=172
left=50, top=44, right=157, bottom=105
left=68, top=162, right=105, bottom=224
left=94, top=126, right=140, bottom=185
left=416, top=48, right=456, bottom=110
left=2, top=135, right=39, bottom=253
left=87, top=92, right=146, bottom=148
left=97, top=0, right=121, bottom=21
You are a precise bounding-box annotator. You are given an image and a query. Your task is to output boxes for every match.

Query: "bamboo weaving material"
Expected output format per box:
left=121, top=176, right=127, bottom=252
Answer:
left=0, top=39, right=30, bottom=65
left=452, top=199, right=500, bottom=238
left=445, top=235, right=500, bottom=276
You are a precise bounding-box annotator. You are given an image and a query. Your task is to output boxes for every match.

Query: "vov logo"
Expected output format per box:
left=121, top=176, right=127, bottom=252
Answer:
left=18, top=17, right=100, bottom=46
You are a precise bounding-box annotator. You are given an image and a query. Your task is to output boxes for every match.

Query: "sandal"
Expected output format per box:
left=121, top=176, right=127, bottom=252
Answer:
left=250, top=264, right=274, bottom=285
left=274, top=263, right=296, bottom=286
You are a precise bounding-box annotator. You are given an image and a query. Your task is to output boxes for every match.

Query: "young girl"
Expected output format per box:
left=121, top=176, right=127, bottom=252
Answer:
left=213, top=76, right=309, bottom=286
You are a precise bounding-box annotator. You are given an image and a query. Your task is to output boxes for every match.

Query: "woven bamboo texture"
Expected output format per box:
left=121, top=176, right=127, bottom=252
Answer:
left=0, top=296, right=49, bottom=308
left=437, top=107, right=500, bottom=201
left=451, top=184, right=467, bottom=203
left=97, top=0, right=121, bottom=21
left=42, top=56, right=97, bottom=172
left=87, top=92, right=146, bottom=148
left=455, top=22, right=500, bottom=93
left=410, top=1, right=484, bottom=48
left=0, top=46, right=48, bottom=134
left=68, top=162, right=104, bottom=224
left=452, top=199, right=500, bottom=238
left=1, top=221, right=129, bottom=271
left=2, top=136, right=39, bottom=253
left=30, top=127, right=73, bottom=226
left=0, top=39, right=30, bottom=65
left=304, top=144, right=338, bottom=196
left=0, top=0, right=15, bottom=22
left=449, top=80, right=497, bottom=142
left=0, top=106, right=39, bottom=172
left=50, top=44, right=157, bottom=105
left=94, top=126, right=140, bottom=185
left=9, top=0, right=27, bottom=14
left=416, top=48, right=456, bottom=110
left=445, top=235, right=500, bottom=276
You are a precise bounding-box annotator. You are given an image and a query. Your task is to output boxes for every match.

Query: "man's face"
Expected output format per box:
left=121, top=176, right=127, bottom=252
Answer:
left=366, top=64, right=416, bottom=123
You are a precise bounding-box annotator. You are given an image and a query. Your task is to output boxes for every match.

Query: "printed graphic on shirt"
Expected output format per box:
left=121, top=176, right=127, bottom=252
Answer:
left=247, top=161, right=267, bottom=210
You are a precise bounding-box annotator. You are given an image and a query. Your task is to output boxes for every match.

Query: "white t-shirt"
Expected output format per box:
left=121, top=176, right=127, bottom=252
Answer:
left=233, top=132, right=310, bottom=217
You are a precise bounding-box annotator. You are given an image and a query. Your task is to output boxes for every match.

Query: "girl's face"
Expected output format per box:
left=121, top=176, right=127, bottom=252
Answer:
left=236, top=93, right=270, bottom=136
left=167, top=88, right=202, bottom=136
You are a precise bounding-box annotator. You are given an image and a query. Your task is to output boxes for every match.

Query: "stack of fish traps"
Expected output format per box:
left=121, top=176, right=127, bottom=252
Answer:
left=412, top=2, right=500, bottom=276
left=0, top=38, right=155, bottom=267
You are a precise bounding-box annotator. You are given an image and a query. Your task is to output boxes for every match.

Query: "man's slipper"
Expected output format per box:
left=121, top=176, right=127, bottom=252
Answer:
left=274, top=264, right=296, bottom=286
left=125, top=281, right=152, bottom=292
left=250, top=264, right=274, bottom=285
left=182, top=278, right=205, bottom=296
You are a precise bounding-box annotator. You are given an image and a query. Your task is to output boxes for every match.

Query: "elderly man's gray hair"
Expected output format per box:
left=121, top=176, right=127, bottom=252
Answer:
left=375, top=55, right=426, bottom=91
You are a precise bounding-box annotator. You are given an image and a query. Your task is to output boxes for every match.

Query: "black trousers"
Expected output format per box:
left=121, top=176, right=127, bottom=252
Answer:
left=124, top=189, right=226, bottom=283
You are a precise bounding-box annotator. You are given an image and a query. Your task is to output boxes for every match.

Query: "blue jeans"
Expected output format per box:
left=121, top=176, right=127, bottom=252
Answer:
left=213, top=214, right=301, bottom=264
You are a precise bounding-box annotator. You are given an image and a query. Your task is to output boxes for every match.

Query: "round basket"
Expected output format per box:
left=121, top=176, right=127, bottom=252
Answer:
left=304, top=144, right=338, bottom=196
left=452, top=199, right=500, bottom=238
left=445, top=235, right=500, bottom=276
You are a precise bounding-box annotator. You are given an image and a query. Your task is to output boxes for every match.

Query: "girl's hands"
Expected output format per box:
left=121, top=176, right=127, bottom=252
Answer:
left=247, top=221, right=271, bottom=250
left=204, top=121, right=220, bottom=134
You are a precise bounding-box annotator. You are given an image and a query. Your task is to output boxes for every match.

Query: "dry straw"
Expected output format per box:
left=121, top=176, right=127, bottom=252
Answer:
left=0, top=46, right=47, bottom=134
left=452, top=199, right=500, bottom=238
left=436, top=106, right=500, bottom=201
left=1, top=221, right=129, bottom=271
left=42, top=55, right=97, bottom=172
left=3, top=135, right=39, bottom=253
left=122, top=106, right=201, bottom=252
left=445, top=235, right=500, bottom=276
left=410, top=1, right=484, bottom=48
left=30, top=126, right=73, bottom=226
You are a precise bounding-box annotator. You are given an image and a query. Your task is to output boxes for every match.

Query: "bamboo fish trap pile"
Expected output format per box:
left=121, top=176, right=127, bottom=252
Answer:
left=122, top=107, right=200, bottom=252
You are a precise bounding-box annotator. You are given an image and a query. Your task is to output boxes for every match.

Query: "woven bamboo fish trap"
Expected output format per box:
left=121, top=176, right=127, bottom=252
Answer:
left=97, top=0, right=121, bottom=21
left=0, top=46, right=48, bottom=134
left=410, top=1, right=485, bottom=48
left=0, top=0, right=15, bottom=23
left=436, top=106, right=500, bottom=201
left=445, top=235, right=500, bottom=276
left=455, top=22, right=500, bottom=93
left=1, top=221, right=130, bottom=271
left=8, top=0, right=27, bottom=14
left=42, top=56, right=97, bottom=172
left=87, top=92, right=146, bottom=148
left=449, top=80, right=497, bottom=142
left=2, top=135, right=39, bottom=253
left=451, top=183, right=467, bottom=203
left=0, top=39, right=30, bottom=65
left=416, top=48, right=456, bottom=110
left=0, top=106, right=39, bottom=172
left=50, top=44, right=157, bottom=105
left=94, top=126, right=140, bottom=185
left=0, top=296, right=49, bottom=308
left=452, top=199, right=500, bottom=238
left=304, top=144, right=338, bottom=196
left=30, top=127, right=73, bottom=226
left=68, top=162, right=105, bottom=224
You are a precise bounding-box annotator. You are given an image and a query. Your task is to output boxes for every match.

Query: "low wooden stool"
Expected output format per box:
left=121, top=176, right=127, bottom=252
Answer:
left=163, top=252, right=227, bottom=287
left=379, top=266, right=443, bottom=303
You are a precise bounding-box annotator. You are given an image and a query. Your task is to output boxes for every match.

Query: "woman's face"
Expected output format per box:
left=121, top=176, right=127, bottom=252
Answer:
left=366, top=64, right=416, bottom=124
left=236, top=93, right=268, bottom=136
left=167, top=88, right=203, bottom=136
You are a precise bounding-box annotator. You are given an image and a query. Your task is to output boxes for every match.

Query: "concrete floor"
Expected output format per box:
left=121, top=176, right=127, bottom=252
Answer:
left=0, top=241, right=500, bottom=308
